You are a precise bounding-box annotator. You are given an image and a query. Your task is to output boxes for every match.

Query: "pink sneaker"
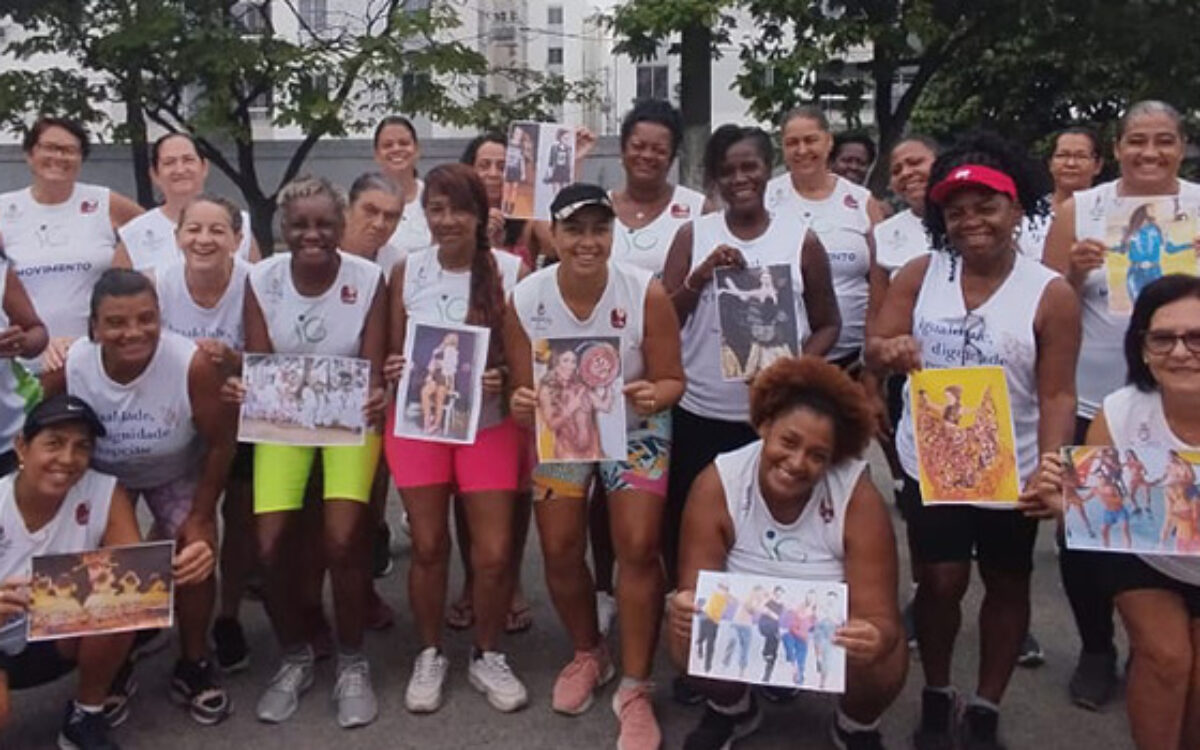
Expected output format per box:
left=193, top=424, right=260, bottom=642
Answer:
left=551, top=645, right=615, bottom=715
left=613, top=683, right=661, bottom=750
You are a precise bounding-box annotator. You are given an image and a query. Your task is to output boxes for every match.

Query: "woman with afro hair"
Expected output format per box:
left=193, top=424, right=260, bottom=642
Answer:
left=866, top=131, right=1080, bottom=750
left=667, top=356, right=907, bottom=750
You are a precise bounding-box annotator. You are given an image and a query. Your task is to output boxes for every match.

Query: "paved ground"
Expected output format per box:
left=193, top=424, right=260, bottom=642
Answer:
left=7, top=444, right=1135, bottom=749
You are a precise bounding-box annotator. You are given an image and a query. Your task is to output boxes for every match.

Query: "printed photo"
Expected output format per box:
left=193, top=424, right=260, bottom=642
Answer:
left=1062, top=446, right=1200, bottom=556
left=533, top=336, right=626, bottom=462
left=714, top=264, right=800, bottom=381
left=1104, top=196, right=1199, bottom=314
left=28, top=542, right=174, bottom=641
left=910, top=366, right=1020, bottom=504
left=689, top=570, right=848, bottom=694
left=503, top=122, right=575, bottom=221
left=393, top=321, right=490, bottom=445
left=238, top=353, right=370, bottom=446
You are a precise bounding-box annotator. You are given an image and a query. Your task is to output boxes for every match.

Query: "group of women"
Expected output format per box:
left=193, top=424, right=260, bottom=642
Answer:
left=0, top=94, right=1196, bottom=750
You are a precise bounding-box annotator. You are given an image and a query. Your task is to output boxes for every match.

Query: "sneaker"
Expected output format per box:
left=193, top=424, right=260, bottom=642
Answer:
left=58, top=703, right=119, bottom=750
left=912, top=688, right=957, bottom=750
left=552, top=645, right=614, bottom=715
left=469, top=651, right=529, bottom=712
left=958, top=704, right=1006, bottom=750
left=405, top=647, right=449, bottom=713
left=613, top=683, right=661, bottom=750
left=596, top=591, right=617, bottom=636
left=682, top=695, right=762, bottom=750
left=1069, top=650, right=1117, bottom=711
left=831, top=721, right=885, bottom=750
left=671, top=674, right=705, bottom=706
left=1016, top=633, right=1044, bottom=668
left=212, top=617, right=250, bottom=673
left=373, top=522, right=394, bottom=578
left=256, top=649, right=315, bottom=723
left=102, top=659, right=136, bottom=728
left=170, top=658, right=231, bottom=725
left=334, top=659, right=378, bottom=728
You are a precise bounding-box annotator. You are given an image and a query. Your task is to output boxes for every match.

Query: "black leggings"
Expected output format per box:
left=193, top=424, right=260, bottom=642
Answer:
left=1058, top=415, right=1117, bottom=655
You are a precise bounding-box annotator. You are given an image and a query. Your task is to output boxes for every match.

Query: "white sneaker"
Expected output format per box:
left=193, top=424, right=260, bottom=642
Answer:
left=468, top=651, right=528, bottom=712
left=333, top=659, right=378, bottom=729
left=405, top=647, right=448, bottom=713
left=596, top=592, right=617, bottom=636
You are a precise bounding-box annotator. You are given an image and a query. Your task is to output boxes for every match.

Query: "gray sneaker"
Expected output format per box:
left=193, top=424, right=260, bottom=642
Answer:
left=334, top=659, right=378, bottom=729
left=256, top=649, right=315, bottom=723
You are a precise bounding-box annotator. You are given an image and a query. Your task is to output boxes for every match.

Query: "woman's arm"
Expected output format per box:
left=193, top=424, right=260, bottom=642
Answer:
left=799, top=230, right=840, bottom=356
left=1033, top=278, right=1082, bottom=459
left=503, top=298, right=536, bottom=427
left=100, top=484, right=143, bottom=547
left=661, top=223, right=698, bottom=321
left=840, top=473, right=902, bottom=663
left=863, top=255, right=929, bottom=374
left=0, top=266, right=47, bottom=359
left=359, top=276, right=388, bottom=388
left=1043, top=198, right=1105, bottom=289
left=243, top=283, right=273, bottom=355
left=182, top=352, right=238, bottom=551
left=631, top=280, right=685, bottom=413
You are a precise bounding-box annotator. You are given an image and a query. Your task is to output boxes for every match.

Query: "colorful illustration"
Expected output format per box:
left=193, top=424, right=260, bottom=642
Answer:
left=1063, top=446, right=1200, bottom=556
left=28, top=542, right=174, bottom=641
left=715, top=264, right=800, bottom=381
left=1104, top=196, right=1199, bottom=314
left=393, top=321, right=490, bottom=445
left=502, top=122, right=575, bottom=221
left=238, top=354, right=370, bottom=446
left=533, top=336, right=626, bottom=462
left=689, top=570, right=848, bottom=694
left=910, top=366, right=1020, bottom=504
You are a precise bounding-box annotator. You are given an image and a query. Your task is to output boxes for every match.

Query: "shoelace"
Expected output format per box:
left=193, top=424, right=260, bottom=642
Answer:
left=271, top=660, right=310, bottom=693
left=482, top=653, right=517, bottom=685
left=336, top=663, right=369, bottom=698
left=414, top=651, right=443, bottom=683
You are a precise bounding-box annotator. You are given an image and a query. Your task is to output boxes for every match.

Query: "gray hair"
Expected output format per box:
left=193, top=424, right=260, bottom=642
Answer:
left=781, top=104, right=830, bottom=133
left=1118, top=100, right=1185, bottom=139
left=178, top=192, right=243, bottom=233
left=348, top=172, right=402, bottom=205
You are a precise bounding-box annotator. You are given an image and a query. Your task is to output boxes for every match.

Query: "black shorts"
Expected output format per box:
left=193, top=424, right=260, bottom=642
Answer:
left=0, top=641, right=75, bottom=690
left=229, top=442, right=254, bottom=482
left=898, top=475, right=1039, bottom=573
left=1102, top=553, right=1200, bottom=617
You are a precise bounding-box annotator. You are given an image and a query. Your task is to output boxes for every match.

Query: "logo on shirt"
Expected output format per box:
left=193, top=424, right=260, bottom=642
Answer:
left=340, top=285, right=358, bottom=304
left=80, top=200, right=99, bottom=215
left=3, top=203, right=19, bottom=221
left=610, top=308, right=627, bottom=329
left=530, top=301, right=553, bottom=332
left=843, top=194, right=860, bottom=210
left=75, top=502, right=90, bottom=526
left=670, top=203, right=691, bottom=219
left=1137, top=421, right=1152, bottom=443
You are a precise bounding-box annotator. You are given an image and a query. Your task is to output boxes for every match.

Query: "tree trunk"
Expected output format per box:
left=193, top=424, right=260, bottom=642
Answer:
left=678, top=23, right=711, bottom=193
left=123, top=87, right=155, bottom=207
left=247, top=197, right=276, bottom=257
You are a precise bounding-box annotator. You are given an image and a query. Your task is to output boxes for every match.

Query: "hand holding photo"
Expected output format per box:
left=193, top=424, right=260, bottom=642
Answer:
left=238, top=353, right=371, bottom=446
left=688, top=570, right=848, bottom=694
left=28, top=541, right=174, bottom=642
left=714, top=264, right=799, bottom=381
left=1104, top=196, right=1199, bottom=314
left=393, top=321, right=490, bottom=445
left=533, top=336, right=626, bottom=462
left=910, top=366, right=1020, bottom=504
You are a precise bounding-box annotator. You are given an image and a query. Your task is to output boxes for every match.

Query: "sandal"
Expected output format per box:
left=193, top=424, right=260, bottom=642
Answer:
left=446, top=596, right=474, bottom=630
left=504, top=602, right=533, bottom=634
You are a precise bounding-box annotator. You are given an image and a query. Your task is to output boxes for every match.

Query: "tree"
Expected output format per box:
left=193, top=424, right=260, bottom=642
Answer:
left=0, top=0, right=597, bottom=250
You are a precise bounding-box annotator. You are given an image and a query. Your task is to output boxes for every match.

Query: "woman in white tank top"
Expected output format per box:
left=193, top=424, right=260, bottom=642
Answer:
left=0, top=247, right=48, bottom=472
left=462, top=133, right=557, bottom=270
left=374, top=117, right=433, bottom=258
left=117, top=133, right=260, bottom=275
left=1027, top=276, right=1200, bottom=749
left=665, top=357, right=906, bottom=748
left=0, top=117, right=144, bottom=372
left=341, top=172, right=405, bottom=279
left=867, top=133, right=1080, bottom=748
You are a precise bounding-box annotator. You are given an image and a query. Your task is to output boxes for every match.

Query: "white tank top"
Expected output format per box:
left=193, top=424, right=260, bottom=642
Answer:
left=402, top=247, right=521, bottom=429
left=0, top=268, right=27, bottom=453
left=717, top=440, right=864, bottom=581
left=375, top=242, right=406, bottom=281
left=679, top=211, right=811, bottom=423
left=0, top=183, right=117, bottom=341
left=765, top=175, right=872, bottom=360
left=118, top=207, right=253, bottom=272
left=1104, top=385, right=1200, bottom=585
left=156, top=257, right=250, bottom=351
left=896, top=252, right=1057, bottom=497
left=0, top=469, right=116, bottom=655
left=1073, top=179, right=1200, bottom=418
left=249, top=251, right=383, bottom=356
left=66, top=331, right=199, bottom=489
left=387, top=181, right=433, bottom=255
left=513, top=261, right=651, bottom=430
left=1017, top=201, right=1053, bottom=262
left=873, top=208, right=929, bottom=278
left=611, top=185, right=707, bottom=275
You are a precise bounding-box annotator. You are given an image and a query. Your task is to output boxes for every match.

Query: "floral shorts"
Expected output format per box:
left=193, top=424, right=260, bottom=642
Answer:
left=532, top=411, right=670, bottom=500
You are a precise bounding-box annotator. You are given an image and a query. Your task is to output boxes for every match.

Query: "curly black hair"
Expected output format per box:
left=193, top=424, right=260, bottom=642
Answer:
left=703, top=124, right=773, bottom=188
left=922, top=130, right=1051, bottom=253
left=832, top=131, right=877, bottom=165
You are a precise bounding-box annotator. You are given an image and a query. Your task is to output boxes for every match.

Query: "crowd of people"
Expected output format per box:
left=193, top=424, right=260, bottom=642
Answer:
left=0, top=94, right=1196, bottom=750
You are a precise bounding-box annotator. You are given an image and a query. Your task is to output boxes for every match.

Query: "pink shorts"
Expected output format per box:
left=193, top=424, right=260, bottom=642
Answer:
left=385, top=415, right=523, bottom=493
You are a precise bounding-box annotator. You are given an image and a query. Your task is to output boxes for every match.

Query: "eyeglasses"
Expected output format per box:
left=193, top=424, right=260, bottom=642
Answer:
left=1144, top=329, right=1200, bottom=355
left=35, top=142, right=82, bottom=158
left=962, top=312, right=985, bottom=366
left=1051, top=152, right=1095, bottom=163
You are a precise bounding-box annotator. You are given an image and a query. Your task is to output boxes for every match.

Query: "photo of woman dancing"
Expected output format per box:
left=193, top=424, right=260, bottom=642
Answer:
left=1161, top=450, right=1200, bottom=553
left=1124, top=448, right=1156, bottom=515
left=420, top=332, right=460, bottom=434
left=1116, top=202, right=1193, bottom=304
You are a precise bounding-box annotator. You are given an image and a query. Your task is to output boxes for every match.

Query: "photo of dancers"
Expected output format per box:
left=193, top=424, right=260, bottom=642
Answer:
left=237, top=353, right=371, bottom=446
left=392, top=321, right=489, bottom=445
left=688, top=570, right=848, bottom=694
left=1062, top=445, right=1200, bottom=555
left=532, top=335, right=626, bottom=462
left=714, top=264, right=800, bottom=381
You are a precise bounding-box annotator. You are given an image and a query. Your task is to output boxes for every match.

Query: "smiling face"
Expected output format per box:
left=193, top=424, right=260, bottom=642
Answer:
left=92, top=290, right=161, bottom=372
left=345, top=188, right=404, bottom=253
left=621, top=121, right=675, bottom=187
left=425, top=186, right=481, bottom=256
left=152, top=135, right=209, bottom=203
left=889, top=140, right=936, bottom=211
left=756, top=406, right=836, bottom=503
left=1116, top=112, right=1185, bottom=191
left=472, top=141, right=506, bottom=207
left=1144, top=297, right=1200, bottom=401
left=941, top=185, right=1022, bottom=264
left=715, top=140, right=770, bottom=212
left=176, top=200, right=241, bottom=272
left=832, top=142, right=871, bottom=185
left=26, top=125, right=84, bottom=187
left=15, top=424, right=94, bottom=500
left=1049, top=133, right=1101, bottom=196
left=374, top=122, right=419, bottom=182
left=781, top=116, right=833, bottom=180
left=552, top=206, right=614, bottom=279
left=553, top=349, right=578, bottom=380
left=281, top=193, right=343, bottom=266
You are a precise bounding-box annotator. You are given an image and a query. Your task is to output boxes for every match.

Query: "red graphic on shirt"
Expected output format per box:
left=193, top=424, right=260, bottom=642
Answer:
left=80, top=200, right=99, bottom=214
left=843, top=194, right=859, bottom=210
left=75, top=503, right=90, bottom=526
left=340, top=285, right=358, bottom=304
left=670, top=203, right=691, bottom=219
left=610, top=308, right=627, bottom=329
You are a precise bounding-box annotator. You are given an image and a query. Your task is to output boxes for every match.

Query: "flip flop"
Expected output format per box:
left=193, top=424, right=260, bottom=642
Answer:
left=446, top=597, right=474, bottom=630
left=504, top=602, right=533, bottom=634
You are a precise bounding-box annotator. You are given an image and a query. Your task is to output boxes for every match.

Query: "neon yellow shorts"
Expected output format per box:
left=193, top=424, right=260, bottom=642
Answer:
left=253, top=433, right=382, bottom=514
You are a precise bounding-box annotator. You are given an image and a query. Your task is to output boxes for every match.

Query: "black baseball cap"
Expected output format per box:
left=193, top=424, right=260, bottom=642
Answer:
left=550, top=183, right=615, bottom=223
left=23, top=395, right=107, bottom=440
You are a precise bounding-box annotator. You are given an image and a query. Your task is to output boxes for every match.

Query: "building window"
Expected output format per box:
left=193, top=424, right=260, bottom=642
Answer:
left=232, top=0, right=270, bottom=34
left=636, top=64, right=669, bottom=101
left=548, top=47, right=564, bottom=66
left=548, top=6, right=563, bottom=25
left=298, top=0, right=327, bottom=31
